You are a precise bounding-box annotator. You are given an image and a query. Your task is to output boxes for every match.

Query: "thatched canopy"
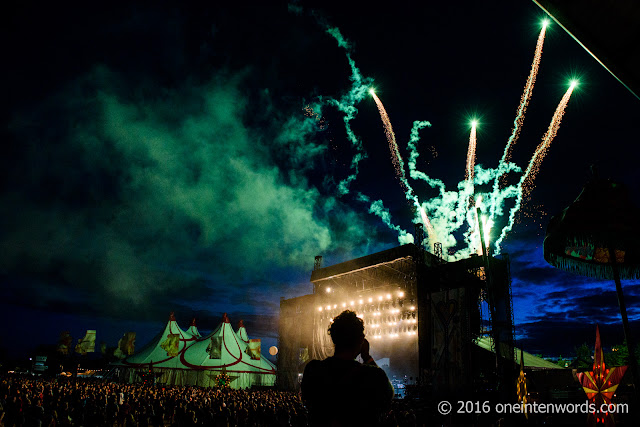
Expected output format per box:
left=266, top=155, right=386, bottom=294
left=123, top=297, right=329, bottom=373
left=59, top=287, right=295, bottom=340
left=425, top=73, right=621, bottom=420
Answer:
left=543, top=177, right=640, bottom=279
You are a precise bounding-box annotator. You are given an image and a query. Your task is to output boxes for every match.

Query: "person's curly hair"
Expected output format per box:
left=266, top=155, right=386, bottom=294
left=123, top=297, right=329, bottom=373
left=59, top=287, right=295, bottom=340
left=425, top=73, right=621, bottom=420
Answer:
left=328, top=310, right=364, bottom=348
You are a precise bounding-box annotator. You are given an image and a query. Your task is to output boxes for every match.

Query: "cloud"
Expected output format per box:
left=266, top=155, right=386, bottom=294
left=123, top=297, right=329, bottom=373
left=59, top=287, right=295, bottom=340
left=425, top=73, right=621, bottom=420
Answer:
left=2, top=64, right=374, bottom=321
left=516, top=318, right=640, bottom=356
left=505, top=235, right=640, bottom=355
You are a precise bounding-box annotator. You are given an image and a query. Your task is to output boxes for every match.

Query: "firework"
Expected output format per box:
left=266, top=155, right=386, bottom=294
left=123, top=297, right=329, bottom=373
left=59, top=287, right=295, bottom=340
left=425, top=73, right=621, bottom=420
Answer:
left=489, top=23, right=547, bottom=221
left=370, top=90, right=438, bottom=241
left=493, top=81, right=577, bottom=253
left=323, top=20, right=577, bottom=259
left=465, top=120, right=478, bottom=183
left=325, top=27, right=374, bottom=196
left=522, top=81, right=577, bottom=194
left=371, top=91, right=408, bottom=190
left=501, top=23, right=547, bottom=165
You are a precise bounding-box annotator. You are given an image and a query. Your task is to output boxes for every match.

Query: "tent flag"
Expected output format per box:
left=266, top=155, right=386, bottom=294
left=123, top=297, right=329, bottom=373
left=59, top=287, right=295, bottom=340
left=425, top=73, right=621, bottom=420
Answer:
left=57, top=331, right=72, bottom=355
left=247, top=339, right=261, bottom=360
left=207, top=336, right=222, bottom=359
left=114, top=332, right=136, bottom=359
left=161, top=334, right=181, bottom=357
left=75, top=330, right=96, bottom=354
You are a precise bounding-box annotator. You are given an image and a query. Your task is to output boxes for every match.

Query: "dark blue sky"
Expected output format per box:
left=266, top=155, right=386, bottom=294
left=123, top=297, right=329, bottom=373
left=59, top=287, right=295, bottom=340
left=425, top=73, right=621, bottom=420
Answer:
left=2, top=1, right=639, bottom=361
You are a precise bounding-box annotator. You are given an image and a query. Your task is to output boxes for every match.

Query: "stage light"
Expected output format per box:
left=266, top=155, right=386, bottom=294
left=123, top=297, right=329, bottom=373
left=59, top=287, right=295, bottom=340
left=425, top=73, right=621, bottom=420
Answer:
left=318, top=307, right=322, bottom=311
left=398, top=291, right=404, bottom=298
left=378, top=296, right=383, bottom=301
left=368, top=297, right=373, bottom=303
left=326, top=287, right=331, bottom=293
left=386, top=293, right=392, bottom=299
left=342, top=302, right=346, bottom=307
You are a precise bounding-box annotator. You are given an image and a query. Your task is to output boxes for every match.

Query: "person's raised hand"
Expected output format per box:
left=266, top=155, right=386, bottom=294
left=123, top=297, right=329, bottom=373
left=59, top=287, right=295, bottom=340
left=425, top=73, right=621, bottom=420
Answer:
left=360, top=338, right=371, bottom=361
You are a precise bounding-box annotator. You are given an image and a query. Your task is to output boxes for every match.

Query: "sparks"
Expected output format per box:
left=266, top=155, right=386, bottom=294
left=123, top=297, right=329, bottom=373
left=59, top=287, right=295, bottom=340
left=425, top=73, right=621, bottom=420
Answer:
left=371, top=91, right=437, bottom=241
left=324, top=21, right=576, bottom=259
left=371, top=91, right=408, bottom=190
left=494, top=83, right=576, bottom=252
left=465, top=120, right=478, bottom=183
left=489, top=22, right=547, bottom=223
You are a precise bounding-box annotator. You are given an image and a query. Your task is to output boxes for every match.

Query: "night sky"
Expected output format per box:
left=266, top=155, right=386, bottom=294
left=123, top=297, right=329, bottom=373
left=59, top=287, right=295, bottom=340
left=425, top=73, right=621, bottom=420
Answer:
left=3, top=1, right=639, bottom=362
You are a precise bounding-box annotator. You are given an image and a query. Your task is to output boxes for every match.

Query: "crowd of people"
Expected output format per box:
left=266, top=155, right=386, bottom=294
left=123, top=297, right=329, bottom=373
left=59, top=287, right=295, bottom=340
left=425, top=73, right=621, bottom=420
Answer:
left=0, top=375, right=306, bottom=427
left=0, top=375, right=422, bottom=427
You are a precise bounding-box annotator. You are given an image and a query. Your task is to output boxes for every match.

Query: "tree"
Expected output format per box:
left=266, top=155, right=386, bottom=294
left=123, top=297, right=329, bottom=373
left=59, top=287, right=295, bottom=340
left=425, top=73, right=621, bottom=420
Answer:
left=574, top=343, right=593, bottom=370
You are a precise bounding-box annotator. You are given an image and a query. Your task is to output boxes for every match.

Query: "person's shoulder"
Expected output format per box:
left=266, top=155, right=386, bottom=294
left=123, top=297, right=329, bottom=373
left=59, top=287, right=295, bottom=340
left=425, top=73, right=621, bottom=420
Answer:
left=357, top=364, right=391, bottom=384
left=360, top=363, right=387, bottom=374
left=302, top=359, right=323, bottom=373
left=306, top=359, right=323, bottom=367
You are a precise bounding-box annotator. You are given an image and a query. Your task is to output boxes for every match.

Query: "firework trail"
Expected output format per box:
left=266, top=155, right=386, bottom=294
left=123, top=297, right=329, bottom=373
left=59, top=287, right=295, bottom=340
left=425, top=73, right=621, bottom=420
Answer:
left=489, top=22, right=547, bottom=220
left=370, top=90, right=410, bottom=191
left=465, top=121, right=478, bottom=183
left=356, top=193, right=414, bottom=244
left=325, top=27, right=374, bottom=196
left=407, top=120, right=431, bottom=172
left=370, top=91, right=437, bottom=241
left=464, top=121, right=478, bottom=215
left=501, top=23, right=547, bottom=165
left=494, top=82, right=576, bottom=253
left=317, top=20, right=574, bottom=259
left=407, top=120, right=448, bottom=197
left=466, top=197, right=486, bottom=255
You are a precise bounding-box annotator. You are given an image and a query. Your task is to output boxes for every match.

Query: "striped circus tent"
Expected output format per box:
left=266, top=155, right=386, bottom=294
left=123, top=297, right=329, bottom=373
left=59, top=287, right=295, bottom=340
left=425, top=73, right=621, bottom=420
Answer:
left=113, top=312, right=275, bottom=389
left=179, top=313, right=276, bottom=388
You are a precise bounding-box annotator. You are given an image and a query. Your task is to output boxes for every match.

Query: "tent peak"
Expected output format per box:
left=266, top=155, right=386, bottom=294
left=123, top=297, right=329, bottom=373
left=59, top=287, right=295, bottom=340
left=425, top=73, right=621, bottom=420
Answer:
left=190, top=317, right=197, bottom=327
left=238, top=319, right=245, bottom=328
left=169, top=312, right=176, bottom=322
left=222, top=313, right=230, bottom=323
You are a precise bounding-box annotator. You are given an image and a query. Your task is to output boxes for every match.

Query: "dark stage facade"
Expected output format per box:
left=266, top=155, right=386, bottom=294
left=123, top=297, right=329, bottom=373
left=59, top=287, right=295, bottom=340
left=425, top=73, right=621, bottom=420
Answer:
left=278, top=242, right=515, bottom=394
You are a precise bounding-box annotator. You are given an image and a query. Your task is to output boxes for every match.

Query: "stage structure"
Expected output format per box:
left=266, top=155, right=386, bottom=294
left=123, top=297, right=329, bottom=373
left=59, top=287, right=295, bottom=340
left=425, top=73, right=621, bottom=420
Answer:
left=278, top=232, right=515, bottom=393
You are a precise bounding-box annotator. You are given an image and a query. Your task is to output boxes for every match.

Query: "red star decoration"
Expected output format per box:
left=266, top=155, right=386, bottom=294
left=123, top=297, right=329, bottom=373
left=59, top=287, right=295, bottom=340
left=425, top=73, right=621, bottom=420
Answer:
left=576, top=325, right=627, bottom=426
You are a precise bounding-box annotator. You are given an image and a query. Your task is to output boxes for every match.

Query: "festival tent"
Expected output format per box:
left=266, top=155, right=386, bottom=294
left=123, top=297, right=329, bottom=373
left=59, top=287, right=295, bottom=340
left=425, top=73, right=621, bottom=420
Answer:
left=187, top=318, right=202, bottom=338
left=113, top=312, right=196, bottom=382
left=237, top=320, right=249, bottom=343
left=178, top=313, right=276, bottom=389
left=113, top=313, right=275, bottom=388
left=475, top=337, right=564, bottom=369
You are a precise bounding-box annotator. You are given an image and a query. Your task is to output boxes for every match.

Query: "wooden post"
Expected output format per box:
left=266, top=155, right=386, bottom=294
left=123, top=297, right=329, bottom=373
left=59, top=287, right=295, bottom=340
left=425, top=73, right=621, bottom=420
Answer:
left=609, top=246, right=639, bottom=398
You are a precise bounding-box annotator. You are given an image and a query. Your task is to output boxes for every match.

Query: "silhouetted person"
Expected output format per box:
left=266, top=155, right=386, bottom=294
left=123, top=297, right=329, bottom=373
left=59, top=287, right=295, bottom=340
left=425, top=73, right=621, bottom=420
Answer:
left=301, top=310, right=394, bottom=426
